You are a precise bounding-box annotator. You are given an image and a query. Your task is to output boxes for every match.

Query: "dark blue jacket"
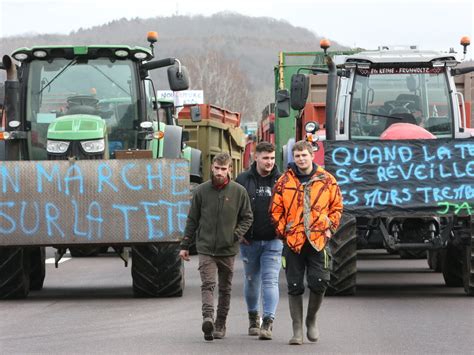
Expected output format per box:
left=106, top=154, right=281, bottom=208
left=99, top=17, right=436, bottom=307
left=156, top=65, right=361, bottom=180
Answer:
left=236, top=162, right=281, bottom=241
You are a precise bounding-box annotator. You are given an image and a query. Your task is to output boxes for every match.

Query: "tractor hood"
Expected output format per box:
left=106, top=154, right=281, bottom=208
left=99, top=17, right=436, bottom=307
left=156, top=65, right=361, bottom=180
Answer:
left=47, top=114, right=106, bottom=141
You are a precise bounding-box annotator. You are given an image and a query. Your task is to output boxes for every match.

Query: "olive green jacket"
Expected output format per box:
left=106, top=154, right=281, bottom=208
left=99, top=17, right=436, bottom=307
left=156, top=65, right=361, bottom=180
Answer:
left=180, top=180, right=253, bottom=256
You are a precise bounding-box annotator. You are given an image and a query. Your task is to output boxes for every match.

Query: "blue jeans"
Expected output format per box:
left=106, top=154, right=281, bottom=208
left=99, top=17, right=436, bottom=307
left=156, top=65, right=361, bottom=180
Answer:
left=240, top=239, right=283, bottom=319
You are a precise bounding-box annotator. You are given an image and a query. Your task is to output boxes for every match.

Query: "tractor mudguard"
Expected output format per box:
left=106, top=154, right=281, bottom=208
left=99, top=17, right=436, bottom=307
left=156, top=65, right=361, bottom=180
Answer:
left=162, top=125, right=183, bottom=159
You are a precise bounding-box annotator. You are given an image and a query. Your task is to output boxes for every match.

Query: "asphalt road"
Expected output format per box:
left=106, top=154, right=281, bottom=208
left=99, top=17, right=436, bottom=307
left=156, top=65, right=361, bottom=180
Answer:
left=0, top=249, right=472, bottom=354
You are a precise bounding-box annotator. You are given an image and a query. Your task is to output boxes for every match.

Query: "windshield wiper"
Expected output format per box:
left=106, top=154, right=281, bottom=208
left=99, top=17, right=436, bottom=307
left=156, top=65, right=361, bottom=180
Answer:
left=353, top=111, right=406, bottom=120
left=38, top=58, right=77, bottom=95
left=91, top=64, right=129, bottom=95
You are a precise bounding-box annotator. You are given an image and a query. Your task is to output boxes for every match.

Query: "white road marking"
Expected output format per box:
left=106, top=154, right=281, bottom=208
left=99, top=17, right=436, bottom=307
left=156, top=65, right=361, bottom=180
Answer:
left=45, top=257, right=71, bottom=264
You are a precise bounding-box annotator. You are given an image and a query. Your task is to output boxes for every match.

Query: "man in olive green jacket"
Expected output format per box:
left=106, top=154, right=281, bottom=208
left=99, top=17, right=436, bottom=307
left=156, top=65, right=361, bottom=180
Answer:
left=180, top=152, right=253, bottom=342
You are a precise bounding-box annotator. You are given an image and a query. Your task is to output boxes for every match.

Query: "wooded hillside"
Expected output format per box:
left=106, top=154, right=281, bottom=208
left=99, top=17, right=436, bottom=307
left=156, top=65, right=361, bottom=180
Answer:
left=0, top=12, right=349, bottom=122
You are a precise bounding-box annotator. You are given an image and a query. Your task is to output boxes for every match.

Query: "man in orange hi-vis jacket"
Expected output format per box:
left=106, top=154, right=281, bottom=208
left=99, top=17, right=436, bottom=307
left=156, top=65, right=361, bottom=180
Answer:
left=270, top=140, right=343, bottom=345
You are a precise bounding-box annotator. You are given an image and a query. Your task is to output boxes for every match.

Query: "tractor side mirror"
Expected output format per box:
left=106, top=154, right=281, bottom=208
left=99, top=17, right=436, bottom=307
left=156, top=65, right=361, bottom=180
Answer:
left=190, top=105, right=201, bottom=122
left=451, top=66, right=474, bottom=76
left=290, top=74, right=309, bottom=111
left=276, top=89, right=290, bottom=117
left=168, top=65, right=190, bottom=91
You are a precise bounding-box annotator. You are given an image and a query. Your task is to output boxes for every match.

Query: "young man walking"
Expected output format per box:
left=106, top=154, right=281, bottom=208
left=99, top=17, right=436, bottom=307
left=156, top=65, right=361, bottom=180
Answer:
left=270, top=140, right=343, bottom=345
left=179, top=152, right=253, bottom=342
left=236, top=142, right=282, bottom=340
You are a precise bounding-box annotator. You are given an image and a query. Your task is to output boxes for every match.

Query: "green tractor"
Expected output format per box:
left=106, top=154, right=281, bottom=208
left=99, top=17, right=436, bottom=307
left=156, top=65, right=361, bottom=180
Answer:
left=0, top=34, right=200, bottom=298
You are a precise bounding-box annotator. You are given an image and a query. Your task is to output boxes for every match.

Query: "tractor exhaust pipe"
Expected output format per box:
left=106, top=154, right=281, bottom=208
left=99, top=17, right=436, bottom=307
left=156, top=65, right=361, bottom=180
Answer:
left=3, top=55, right=20, bottom=132
left=325, top=55, right=337, bottom=141
left=2, top=55, right=17, bottom=81
left=2, top=55, right=22, bottom=160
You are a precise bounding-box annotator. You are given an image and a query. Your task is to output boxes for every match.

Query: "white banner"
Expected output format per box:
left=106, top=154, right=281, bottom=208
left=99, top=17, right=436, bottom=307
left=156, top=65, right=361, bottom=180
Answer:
left=156, top=90, right=204, bottom=106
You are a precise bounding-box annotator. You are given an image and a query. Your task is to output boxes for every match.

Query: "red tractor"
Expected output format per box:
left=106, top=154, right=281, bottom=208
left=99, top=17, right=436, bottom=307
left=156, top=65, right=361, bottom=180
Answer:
left=280, top=37, right=474, bottom=296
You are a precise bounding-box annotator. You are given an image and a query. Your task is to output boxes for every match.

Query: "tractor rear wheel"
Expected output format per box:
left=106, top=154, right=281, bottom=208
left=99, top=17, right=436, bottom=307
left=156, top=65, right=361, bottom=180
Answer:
left=132, top=242, right=184, bottom=297
left=28, top=247, right=46, bottom=291
left=0, top=247, right=30, bottom=299
left=463, top=231, right=474, bottom=296
left=441, top=242, right=463, bottom=287
left=327, top=214, right=357, bottom=296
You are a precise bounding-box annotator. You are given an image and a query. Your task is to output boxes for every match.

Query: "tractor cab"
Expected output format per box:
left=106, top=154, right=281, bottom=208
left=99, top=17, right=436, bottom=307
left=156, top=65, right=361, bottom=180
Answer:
left=278, top=38, right=474, bottom=296
left=336, top=47, right=471, bottom=141
left=0, top=34, right=202, bottom=299
left=6, top=42, right=189, bottom=161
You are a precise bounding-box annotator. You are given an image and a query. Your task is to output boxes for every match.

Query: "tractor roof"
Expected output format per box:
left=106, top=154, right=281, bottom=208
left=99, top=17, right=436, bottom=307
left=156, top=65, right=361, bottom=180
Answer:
left=345, top=48, right=458, bottom=65
left=11, top=45, right=153, bottom=62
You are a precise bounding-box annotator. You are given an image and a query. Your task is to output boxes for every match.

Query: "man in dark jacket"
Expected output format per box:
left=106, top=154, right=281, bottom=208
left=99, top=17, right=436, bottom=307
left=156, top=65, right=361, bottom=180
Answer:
left=180, top=152, right=253, bottom=342
left=236, top=142, right=282, bottom=340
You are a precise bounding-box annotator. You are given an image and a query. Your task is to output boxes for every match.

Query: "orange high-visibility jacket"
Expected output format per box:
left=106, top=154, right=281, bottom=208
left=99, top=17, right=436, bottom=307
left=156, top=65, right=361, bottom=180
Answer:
left=270, top=165, right=343, bottom=253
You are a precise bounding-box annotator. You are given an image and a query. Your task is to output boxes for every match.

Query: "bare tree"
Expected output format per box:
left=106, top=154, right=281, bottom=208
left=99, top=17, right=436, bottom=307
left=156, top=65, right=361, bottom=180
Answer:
left=181, top=50, right=256, bottom=121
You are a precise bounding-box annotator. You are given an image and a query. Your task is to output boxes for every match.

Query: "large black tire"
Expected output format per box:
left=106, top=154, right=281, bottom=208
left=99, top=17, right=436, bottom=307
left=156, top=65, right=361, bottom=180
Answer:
left=69, top=246, right=102, bottom=257
left=132, top=243, right=184, bottom=297
left=0, top=247, right=30, bottom=299
left=441, top=243, right=463, bottom=287
left=427, top=250, right=442, bottom=272
left=28, top=247, right=46, bottom=291
left=327, top=214, right=357, bottom=296
left=463, top=233, right=473, bottom=296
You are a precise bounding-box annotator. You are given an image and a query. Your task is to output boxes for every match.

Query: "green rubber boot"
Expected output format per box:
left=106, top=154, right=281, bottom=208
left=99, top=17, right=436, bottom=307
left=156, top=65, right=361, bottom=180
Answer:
left=306, top=291, right=324, bottom=342
left=288, top=294, right=303, bottom=345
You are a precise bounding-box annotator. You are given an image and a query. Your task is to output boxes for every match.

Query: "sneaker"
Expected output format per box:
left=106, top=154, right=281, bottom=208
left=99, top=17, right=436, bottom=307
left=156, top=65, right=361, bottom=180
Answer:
left=259, top=317, right=273, bottom=340
left=202, top=317, right=214, bottom=341
left=213, top=317, right=226, bottom=339
left=248, top=311, right=260, bottom=336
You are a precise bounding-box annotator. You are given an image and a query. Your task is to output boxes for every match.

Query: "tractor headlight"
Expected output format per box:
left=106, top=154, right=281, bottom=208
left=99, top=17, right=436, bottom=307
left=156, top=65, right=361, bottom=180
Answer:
left=134, top=52, right=148, bottom=60
left=13, top=52, right=29, bottom=61
left=305, top=121, right=319, bottom=134
left=81, top=139, right=105, bottom=153
left=115, top=49, right=129, bottom=58
left=47, top=140, right=70, bottom=154
left=33, top=50, right=48, bottom=58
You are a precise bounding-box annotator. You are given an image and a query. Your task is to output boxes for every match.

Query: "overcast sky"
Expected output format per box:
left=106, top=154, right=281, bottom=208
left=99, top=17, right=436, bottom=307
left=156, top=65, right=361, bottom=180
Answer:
left=1, top=0, right=473, bottom=56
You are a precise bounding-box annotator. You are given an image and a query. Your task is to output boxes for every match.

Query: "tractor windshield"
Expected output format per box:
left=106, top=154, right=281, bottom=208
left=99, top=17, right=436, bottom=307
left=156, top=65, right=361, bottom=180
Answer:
left=349, top=67, right=453, bottom=139
left=26, top=58, right=139, bottom=157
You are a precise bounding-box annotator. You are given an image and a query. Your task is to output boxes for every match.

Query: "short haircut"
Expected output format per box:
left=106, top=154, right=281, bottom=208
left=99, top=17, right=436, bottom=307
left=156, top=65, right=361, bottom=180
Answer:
left=292, top=140, right=313, bottom=155
left=212, top=152, right=232, bottom=167
left=255, top=141, right=275, bottom=153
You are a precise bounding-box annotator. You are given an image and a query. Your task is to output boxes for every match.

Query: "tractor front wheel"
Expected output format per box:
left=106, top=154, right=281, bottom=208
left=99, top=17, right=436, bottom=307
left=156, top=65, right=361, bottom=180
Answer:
left=441, top=242, right=463, bottom=287
left=28, top=247, right=46, bottom=291
left=0, top=247, right=30, bottom=299
left=463, top=228, right=473, bottom=296
left=327, top=214, right=357, bottom=296
left=132, top=243, right=184, bottom=297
